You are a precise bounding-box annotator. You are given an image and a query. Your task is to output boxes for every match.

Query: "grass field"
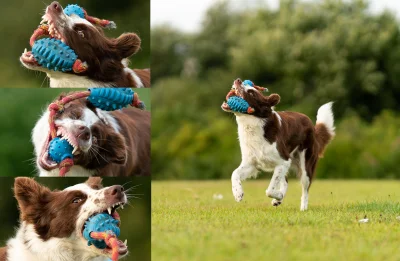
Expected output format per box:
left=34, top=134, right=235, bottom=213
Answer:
left=152, top=180, right=400, bottom=261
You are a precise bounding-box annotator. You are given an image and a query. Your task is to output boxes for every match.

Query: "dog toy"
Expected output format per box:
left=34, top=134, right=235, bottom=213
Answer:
left=88, top=88, right=145, bottom=111
left=31, top=38, right=87, bottom=73
left=226, top=96, right=254, bottom=114
left=48, top=137, right=73, bottom=164
left=64, top=4, right=116, bottom=29
left=83, top=213, right=121, bottom=261
left=243, top=80, right=269, bottom=92
left=47, top=88, right=145, bottom=176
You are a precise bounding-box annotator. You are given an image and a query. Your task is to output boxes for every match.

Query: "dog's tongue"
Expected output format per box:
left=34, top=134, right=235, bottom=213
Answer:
left=112, top=211, right=120, bottom=222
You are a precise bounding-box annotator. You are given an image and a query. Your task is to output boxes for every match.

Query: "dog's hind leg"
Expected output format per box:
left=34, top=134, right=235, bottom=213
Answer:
left=299, top=150, right=311, bottom=211
left=266, top=159, right=291, bottom=202
left=231, top=163, right=257, bottom=202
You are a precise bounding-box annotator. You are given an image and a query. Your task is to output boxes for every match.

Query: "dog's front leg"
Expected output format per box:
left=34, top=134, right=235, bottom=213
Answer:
left=231, top=163, right=257, bottom=202
left=266, top=160, right=291, bottom=203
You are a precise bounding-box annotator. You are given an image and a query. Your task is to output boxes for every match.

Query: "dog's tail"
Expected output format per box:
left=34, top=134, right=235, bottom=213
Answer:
left=315, top=102, right=335, bottom=157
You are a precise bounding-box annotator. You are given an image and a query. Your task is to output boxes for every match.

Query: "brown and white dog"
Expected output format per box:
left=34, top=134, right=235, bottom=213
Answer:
left=222, top=79, right=335, bottom=210
left=20, top=1, right=150, bottom=88
left=0, top=177, right=128, bottom=261
left=32, top=94, right=151, bottom=177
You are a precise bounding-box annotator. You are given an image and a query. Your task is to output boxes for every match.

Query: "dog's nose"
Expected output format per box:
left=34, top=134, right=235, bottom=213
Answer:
left=235, top=78, right=242, bottom=85
left=110, top=185, right=124, bottom=196
left=76, top=126, right=90, bottom=141
left=106, top=185, right=125, bottom=201
left=50, top=1, right=62, bottom=13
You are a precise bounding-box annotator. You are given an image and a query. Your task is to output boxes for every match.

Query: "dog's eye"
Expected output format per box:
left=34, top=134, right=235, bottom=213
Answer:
left=77, top=30, right=85, bottom=38
left=72, top=198, right=83, bottom=204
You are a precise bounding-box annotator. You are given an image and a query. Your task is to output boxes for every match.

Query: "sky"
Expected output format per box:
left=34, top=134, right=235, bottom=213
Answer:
left=151, top=0, right=400, bottom=33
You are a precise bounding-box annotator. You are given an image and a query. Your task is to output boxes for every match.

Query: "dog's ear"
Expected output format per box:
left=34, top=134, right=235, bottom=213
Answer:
left=114, top=33, right=141, bottom=58
left=14, top=178, right=50, bottom=210
left=86, top=177, right=103, bottom=190
left=267, top=94, right=280, bottom=107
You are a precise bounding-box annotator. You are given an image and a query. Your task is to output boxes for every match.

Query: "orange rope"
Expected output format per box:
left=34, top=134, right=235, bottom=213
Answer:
left=90, top=232, right=119, bottom=261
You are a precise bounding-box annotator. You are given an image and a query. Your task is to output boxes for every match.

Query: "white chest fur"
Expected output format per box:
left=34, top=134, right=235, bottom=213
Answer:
left=236, top=114, right=283, bottom=172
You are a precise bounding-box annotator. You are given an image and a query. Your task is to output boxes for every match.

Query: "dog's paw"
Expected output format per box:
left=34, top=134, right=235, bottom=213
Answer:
left=232, top=185, right=244, bottom=202
left=266, top=190, right=283, bottom=200
left=271, top=199, right=282, bottom=207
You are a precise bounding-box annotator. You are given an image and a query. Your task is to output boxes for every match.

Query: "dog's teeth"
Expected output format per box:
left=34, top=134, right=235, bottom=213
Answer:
left=107, top=207, right=112, bottom=215
left=72, top=147, right=78, bottom=155
left=124, top=239, right=127, bottom=246
left=120, top=205, right=124, bottom=210
left=24, top=48, right=27, bottom=54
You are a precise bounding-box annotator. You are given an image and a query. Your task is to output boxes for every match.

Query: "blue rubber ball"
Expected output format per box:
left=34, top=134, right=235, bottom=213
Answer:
left=48, top=137, right=73, bottom=163
left=32, top=38, right=77, bottom=72
left=227, top=96, right=251, bottom=114
left=83, top=213, right=120, bottom=249
left=64, top=4, right=85, bottom=18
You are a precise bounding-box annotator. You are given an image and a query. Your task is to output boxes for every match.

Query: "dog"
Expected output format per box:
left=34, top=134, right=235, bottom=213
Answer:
left=0, top=177, right=128, bottom=261
left=32, top=94, right=151, bottom=177
left=20, top=1, right=150, bottom=88
left=222, top=79, right=335, bottom=210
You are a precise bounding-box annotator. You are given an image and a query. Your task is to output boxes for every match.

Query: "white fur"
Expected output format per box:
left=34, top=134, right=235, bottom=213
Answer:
left=124, top=68, right=144, bottom=88
left=32, top=107, right=120, bottom=177
left=299, top=150, right=310, bottom=211
left=316, top=102, right=335, bottom=136
left=6, top=182, right=127, bottom=261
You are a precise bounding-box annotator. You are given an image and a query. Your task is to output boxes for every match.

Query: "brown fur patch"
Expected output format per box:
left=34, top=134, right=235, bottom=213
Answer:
left=0, top=247, right=7, bottom=261
left=133, top=69, right=151, bottom=87
left=14, top=178, right=86, bottom=240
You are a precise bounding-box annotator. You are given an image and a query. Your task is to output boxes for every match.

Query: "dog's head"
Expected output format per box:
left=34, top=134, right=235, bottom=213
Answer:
left=222, top=78, right=280, bottom=118
left=14, top=177, right=128, bottom=259
left=34, top=96, right=128, bottom=172
left=20, top=1, right=141, bottom=83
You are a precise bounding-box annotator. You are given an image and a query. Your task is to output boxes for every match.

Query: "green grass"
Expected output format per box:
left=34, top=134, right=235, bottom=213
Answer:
left=152, top=180, right=400, bottom=261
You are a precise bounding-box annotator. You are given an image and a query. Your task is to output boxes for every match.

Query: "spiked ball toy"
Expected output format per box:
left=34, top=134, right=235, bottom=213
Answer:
left=83, top=213, right=121, bottom=249
left=64, top=4, right=86, bottom=18
left=88, top=88, right=145, bottom=111
left=226, top=96, right=254, bottom=114
left=31, top=38, right=86, bottom=72
left=64, top=4, right=116, bottom=29
left=48, top=137, right=74, bottom=164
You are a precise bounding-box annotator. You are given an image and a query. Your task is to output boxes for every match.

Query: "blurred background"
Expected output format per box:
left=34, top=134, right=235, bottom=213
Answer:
left=0, top=0, right=150, bottom=88
left=0, top=177, right=151, bottom=261
left=0, top=88, right=150, bottom=177
left=151, top=0, right=400, bottom=180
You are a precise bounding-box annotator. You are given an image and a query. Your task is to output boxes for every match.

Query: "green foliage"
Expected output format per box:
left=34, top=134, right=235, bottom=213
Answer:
left=0, top=88, right=150, bottom=177
left=153, top=180, right=400, bottom=261
left=152, top=0, right=400, bottom=180
left=0, top=177, right=151, bottom=260
left=0, top=0, right=149, bottom=88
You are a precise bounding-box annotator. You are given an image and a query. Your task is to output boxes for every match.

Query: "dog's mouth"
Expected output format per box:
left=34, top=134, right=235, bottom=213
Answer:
left=221, top=79, right=244, bottom=112
left=82, top=201, right=129, bottom=257
left=39, top=126, right=83, bottom=171
left=20, top=7, right=66, bottom=68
